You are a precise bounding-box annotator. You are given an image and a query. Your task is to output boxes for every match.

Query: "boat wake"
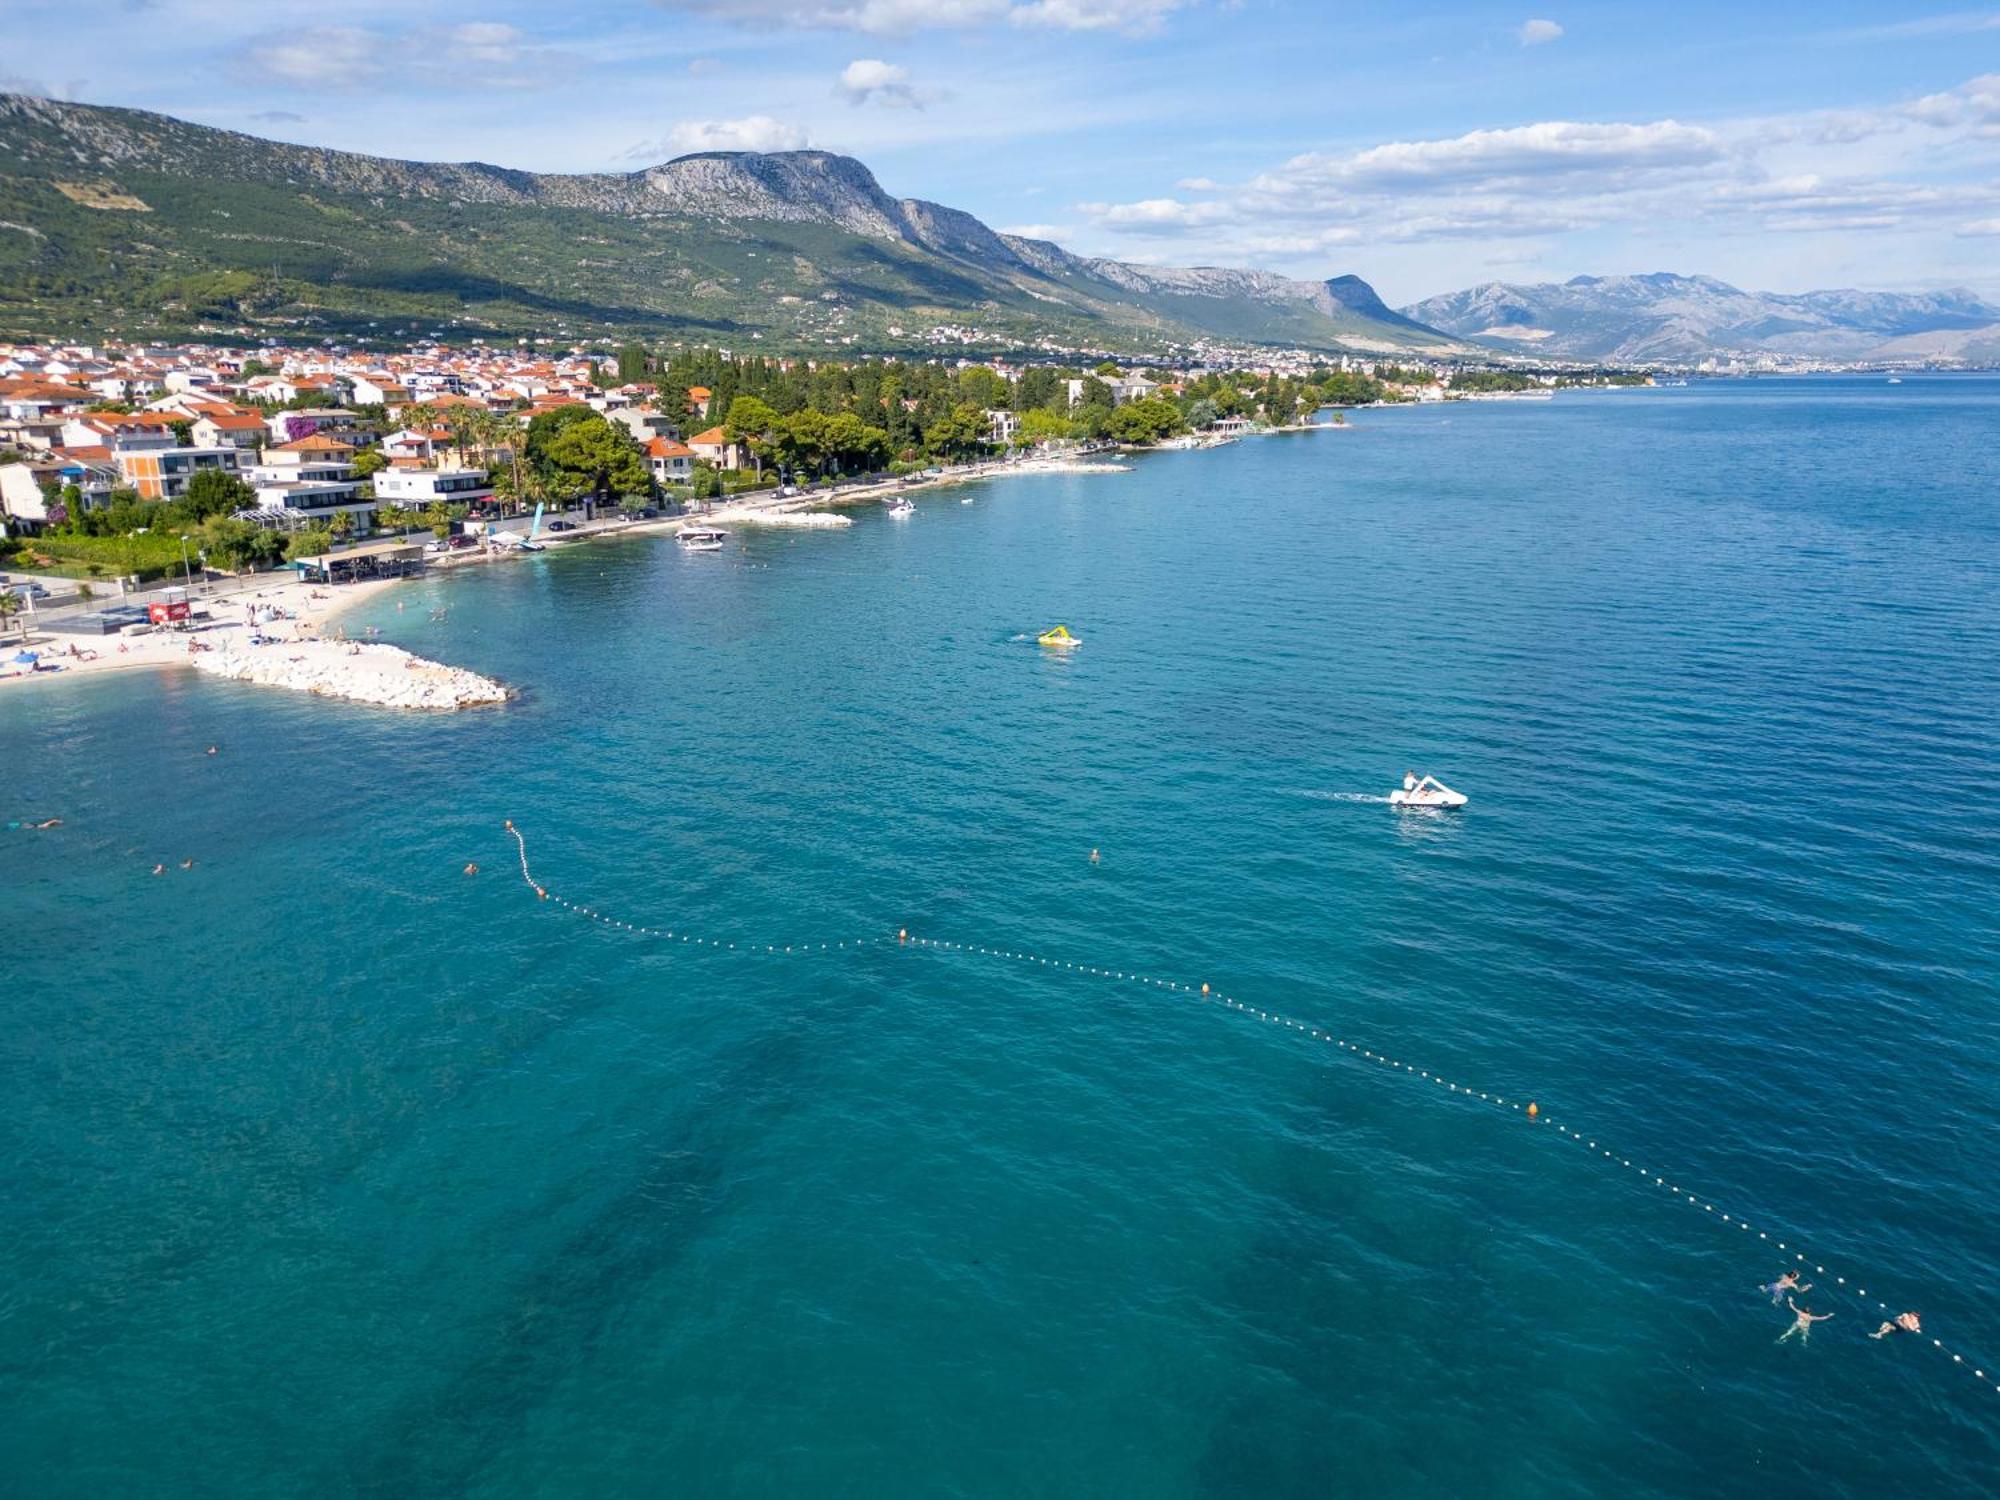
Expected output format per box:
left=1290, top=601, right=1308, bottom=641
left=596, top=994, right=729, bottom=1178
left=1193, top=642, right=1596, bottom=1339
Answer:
left=1295, top=790, right=1393, bottom=804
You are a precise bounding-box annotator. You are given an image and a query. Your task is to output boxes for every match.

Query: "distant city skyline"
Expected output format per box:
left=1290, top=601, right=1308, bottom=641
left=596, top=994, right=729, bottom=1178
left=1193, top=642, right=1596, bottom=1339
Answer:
left=3, top=0, right=1997, bottom=303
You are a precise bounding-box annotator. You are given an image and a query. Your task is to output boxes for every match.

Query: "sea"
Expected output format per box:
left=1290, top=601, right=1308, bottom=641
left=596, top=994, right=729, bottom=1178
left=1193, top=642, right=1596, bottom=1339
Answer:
left=3, top=375, right=1998, bottom=1497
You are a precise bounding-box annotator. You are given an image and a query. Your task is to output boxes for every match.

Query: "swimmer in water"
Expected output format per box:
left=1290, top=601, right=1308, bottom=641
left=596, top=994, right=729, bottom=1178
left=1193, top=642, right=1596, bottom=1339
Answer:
left=1870, top=1311, right=1922, bottom=1340
left=1759, top=1270, right=1809, bottom=1304
left=151, top=863, right=165, bottom=876
left=206, top=746, right=218, bottom=756
left=1089, top=848, right=1100, bottom=864
left=35, top=818, right=61, bottom=829
left=179, top=859, right=194, bottom=870
left=463, top=862, right=479, bottom=876
left=1777, top=1298, right=1833, bottom=1345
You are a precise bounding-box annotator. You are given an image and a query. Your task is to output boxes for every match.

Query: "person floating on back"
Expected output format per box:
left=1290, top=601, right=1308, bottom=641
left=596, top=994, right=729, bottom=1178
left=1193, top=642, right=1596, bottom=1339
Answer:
left=1870, top=1311, right=1922, bottom=1340
left=1778, top=1298, right=1833, bottom=1345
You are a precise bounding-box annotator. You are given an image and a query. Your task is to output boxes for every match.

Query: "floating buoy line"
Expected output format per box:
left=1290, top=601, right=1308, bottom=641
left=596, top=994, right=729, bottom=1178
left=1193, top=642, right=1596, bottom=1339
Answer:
left=502, top=821, right=1996, bottom=1406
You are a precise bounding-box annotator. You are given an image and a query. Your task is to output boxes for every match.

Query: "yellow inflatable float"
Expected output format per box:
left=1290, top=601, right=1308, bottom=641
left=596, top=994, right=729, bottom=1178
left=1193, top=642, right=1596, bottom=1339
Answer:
left=1037, top=625, right=1081, bottom=649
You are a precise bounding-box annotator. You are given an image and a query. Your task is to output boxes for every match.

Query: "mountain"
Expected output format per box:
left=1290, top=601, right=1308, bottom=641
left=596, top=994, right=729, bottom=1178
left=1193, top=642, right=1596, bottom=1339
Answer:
left=1402, top=272, right=2000, bottom=363
left=0, top=93, right=1461, bottom=356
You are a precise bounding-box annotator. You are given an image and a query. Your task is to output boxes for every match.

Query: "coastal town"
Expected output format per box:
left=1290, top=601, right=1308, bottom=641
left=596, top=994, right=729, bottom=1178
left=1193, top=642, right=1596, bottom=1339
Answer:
left=0, top=338, right=1644, bottom=685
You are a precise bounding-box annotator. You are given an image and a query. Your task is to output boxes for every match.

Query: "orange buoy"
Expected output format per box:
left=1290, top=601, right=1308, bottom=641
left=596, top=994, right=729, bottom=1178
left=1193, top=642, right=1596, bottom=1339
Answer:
left=1527, top=1102, right=1539, bottom=1118
left=504, top=819, right=514, bottom=831
left=1201, top=982, right=1210, bottom=996
left=536, top=887, right=548, bottom=900
left=898, top=928, right=908, bottom=944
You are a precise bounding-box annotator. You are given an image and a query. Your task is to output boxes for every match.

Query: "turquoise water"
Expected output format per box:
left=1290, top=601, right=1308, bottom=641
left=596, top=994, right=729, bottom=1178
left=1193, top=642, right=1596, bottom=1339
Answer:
left=4, top=377, right=1999, bottom=1496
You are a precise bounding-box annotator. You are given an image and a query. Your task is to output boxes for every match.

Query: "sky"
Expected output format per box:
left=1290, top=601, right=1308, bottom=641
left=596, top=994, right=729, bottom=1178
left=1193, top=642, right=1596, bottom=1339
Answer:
left=2, top=0, right=1998, bottom=304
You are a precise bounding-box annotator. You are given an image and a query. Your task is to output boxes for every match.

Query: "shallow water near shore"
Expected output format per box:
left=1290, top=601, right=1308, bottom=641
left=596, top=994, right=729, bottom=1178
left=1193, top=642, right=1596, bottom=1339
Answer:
left=4, top=376, right=1999, bottom=1496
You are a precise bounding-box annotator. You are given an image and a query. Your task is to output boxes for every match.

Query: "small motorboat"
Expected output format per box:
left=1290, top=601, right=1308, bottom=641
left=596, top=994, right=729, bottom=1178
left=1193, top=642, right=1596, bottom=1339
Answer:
left=1037, top=625, right=1081, bottom=649
left=885, top=497, right=915, bottom=516
left=675, top=527, right=728, bottom=552
left=1389, top=773, right=1467, bottom=809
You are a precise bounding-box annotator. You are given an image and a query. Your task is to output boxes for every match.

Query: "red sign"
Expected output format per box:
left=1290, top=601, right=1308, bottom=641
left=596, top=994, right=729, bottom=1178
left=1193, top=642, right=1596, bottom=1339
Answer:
left=148, top=600, right=191, bottom=624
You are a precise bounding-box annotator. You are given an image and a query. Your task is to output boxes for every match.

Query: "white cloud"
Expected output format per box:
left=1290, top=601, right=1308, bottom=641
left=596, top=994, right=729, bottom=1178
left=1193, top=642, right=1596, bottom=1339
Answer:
left=656, top=0, right=1189, bottom=34
left=1073, top=196, right=1233, bottom=231
left=248, top=25, right=377, bottom=89
left=1176, top=176, right=1220, bottom=190
left=1957, top=217, right=2000, bottom=236
left=651, top=115, right=813, bottom=154
left=1904, top=73, right=2000, bottom=135
left=687, top=57, right=721, bottom=76
left=1518, top=18, right=1563, bottom=46
left=839, top=58, right=924, bottom=107
left=997, top=222, right=1074, bottom=240
left=1314, top=119, right=1724, bottom=192
left=243, top=20, right=570, bottom=92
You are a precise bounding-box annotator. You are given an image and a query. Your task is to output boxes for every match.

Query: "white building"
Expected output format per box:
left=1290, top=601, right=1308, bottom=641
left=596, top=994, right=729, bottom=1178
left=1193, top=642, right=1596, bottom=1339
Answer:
left=372, top=466, right=495, bottom=508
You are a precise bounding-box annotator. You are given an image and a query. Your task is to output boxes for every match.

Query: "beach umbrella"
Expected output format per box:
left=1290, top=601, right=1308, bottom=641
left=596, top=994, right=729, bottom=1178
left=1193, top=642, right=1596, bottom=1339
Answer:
left=13, top=651, right=37, bottom=664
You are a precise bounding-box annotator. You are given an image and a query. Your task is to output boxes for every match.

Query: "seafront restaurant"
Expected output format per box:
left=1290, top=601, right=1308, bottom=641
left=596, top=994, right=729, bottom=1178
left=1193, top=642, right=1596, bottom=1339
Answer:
left=291, top=540, right=426, bottom=586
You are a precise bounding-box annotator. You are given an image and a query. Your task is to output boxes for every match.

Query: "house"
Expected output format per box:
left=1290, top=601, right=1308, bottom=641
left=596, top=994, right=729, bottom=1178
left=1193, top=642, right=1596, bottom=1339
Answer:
left=346, top=374, right=411, bottom=407
left=111, top=433, right=249, bottom=500
left=379, top=428, right=447, bottom=467
left=687, top=386, right=714, bottom=420
left=247, top=439, right=368, bottom=527
left=645, top=436, right=693, bottom=487
left=0, top=462, right=57, bottom=530
left=267, top=407, right=367, bottom=445
left=1108, top=375, right=1160, bottom=405
left=372, top=466, right=495, bottom=510
left=987, top=409, right=1021, bottom=445
left=191, top=410, right=270, bottom=450
left=610, top=407, right=681, bottom=445
left=687, top=425, right=748, bottom=471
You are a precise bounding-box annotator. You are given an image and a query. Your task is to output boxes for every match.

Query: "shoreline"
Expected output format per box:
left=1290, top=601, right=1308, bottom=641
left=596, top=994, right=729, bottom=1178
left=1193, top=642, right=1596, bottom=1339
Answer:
left=0, top=428, right=1316, bottom=708
left=0, top=572, right=507, bottom=709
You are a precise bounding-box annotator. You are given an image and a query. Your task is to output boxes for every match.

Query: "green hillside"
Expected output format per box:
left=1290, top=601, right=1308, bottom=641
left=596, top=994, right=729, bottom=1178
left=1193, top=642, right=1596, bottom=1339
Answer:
left=0, top=93, right=1460, bottom=356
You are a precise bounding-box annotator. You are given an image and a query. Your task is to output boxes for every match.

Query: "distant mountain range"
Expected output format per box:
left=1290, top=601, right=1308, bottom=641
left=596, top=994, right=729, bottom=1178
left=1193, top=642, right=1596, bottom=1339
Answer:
left=0, top=93, right=1463, bottom=356
left=1401, top=273, right=2000, bottom=364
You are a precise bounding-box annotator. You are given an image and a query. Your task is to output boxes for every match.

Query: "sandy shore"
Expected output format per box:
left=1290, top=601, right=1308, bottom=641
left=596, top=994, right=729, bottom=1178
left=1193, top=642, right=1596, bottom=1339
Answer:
left=0, top=572, right=506, bottom=709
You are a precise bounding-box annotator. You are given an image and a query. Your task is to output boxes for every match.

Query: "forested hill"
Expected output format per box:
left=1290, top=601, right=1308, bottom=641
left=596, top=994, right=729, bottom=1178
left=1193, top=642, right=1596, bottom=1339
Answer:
left=0, top=93, right=1463, bottom=356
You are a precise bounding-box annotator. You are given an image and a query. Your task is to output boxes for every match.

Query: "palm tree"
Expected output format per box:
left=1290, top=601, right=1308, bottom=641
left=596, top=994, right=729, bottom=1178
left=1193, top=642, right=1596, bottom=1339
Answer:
left=0, top=588, right=23, bottom=642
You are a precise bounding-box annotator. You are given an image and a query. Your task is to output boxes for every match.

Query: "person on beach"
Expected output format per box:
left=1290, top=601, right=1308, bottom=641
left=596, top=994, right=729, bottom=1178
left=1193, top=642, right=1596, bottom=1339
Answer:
left=1760, top=1270, right=1809, bottom=1304
left=1778, top=1299, right=1833, bottom=1345
left=1870, top=1312, right=1922, bottom=1339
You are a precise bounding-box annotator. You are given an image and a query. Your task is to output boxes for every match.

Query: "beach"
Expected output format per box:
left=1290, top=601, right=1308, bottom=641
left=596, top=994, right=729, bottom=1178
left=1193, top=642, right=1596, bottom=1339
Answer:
left=0, top=570, right=507, bottom=709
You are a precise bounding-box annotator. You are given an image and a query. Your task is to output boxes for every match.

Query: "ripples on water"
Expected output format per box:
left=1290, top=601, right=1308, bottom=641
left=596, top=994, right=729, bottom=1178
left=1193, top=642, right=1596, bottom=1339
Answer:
left=3, top=377, right=1997, bottom=1496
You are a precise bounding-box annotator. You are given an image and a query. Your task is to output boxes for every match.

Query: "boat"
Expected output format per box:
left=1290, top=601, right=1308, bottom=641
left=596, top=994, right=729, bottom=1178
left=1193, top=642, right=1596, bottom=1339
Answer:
left=675, top=527, right=728, bottom=551
left=1887, top=376, right=1903, bottom=385
left=1037, top=625, right=1081, bottom=649
left=1389, top=773, right=1467, bottom=809
left=885, top=497, right=915, bottom=516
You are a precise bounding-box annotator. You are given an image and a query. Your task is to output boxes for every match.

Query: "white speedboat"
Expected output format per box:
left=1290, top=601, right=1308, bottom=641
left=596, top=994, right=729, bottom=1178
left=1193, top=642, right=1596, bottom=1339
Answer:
left=885, top=497, right=914, bottom=516
left=1389, top=774, right=1467, bottom=809
left=675, top=527, right=728, bottom=552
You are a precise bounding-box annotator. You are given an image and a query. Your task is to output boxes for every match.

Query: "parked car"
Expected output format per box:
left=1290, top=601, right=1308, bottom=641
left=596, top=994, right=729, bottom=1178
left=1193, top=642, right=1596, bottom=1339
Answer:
left=546, top=520, right=578, bottom=532
left=9, top=581, right=51, bottom=599
left=634, top=507, right=661, bottom=519
left=445, top=534, right=476, bottom=551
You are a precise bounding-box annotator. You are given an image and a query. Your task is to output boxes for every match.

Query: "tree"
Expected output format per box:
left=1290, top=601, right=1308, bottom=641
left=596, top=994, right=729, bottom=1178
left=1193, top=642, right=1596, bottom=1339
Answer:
left=197, top=515, right=284, bottom=572
left=1094, top=360, right=1122, bottom=377
left=286, top=529, right=334, bottom=562
left=329, top=509, right=357, bottom=539
left=352, top=447, right=387, bottom=479
left=182, top=468, right=255, bottom=522
left=616, top=343, right=651, bottom=383
left=925, top=403, right=990, bottom=462
left=1107, top=397, right=1186, bottom=445
left=167, top=418, right=194, bottom=448
left=1018, top=408, right=1078, bottom=445
left=0, top=589, right=22, bottom=641
left=724, top=395, right=779, bottom=479
left=542, top=412, right=648, bottom=503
